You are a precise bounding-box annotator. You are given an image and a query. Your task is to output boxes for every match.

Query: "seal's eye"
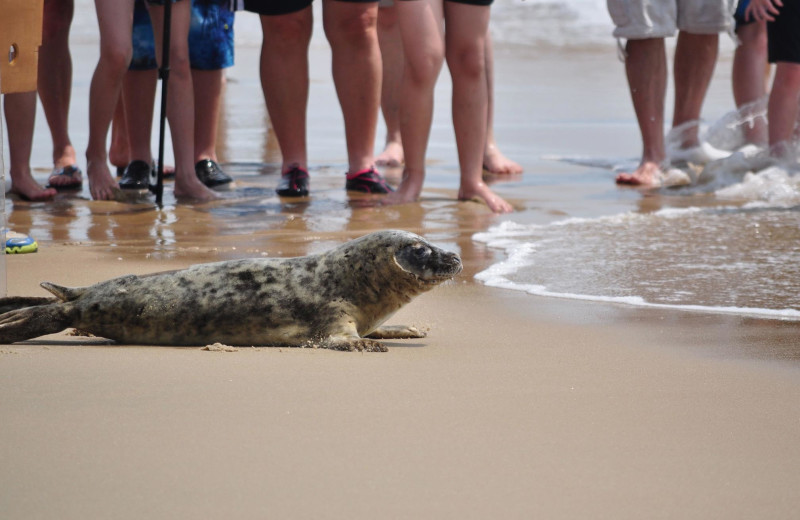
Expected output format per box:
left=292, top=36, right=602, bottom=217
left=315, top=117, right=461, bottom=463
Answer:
left=413, top=245, right=431, bottom=260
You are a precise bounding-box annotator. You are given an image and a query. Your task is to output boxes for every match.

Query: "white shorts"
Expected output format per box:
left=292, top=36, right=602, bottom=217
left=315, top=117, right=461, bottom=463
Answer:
left=607, top=0, right=735, bottom=39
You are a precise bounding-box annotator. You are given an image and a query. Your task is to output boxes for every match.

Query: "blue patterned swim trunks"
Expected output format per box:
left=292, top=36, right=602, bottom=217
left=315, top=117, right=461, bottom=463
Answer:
left=130, top=0, right=234, bottom=71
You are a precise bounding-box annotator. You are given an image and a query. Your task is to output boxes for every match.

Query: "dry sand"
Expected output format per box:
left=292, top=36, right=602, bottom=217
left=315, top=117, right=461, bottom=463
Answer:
left=3, top=244, right=800, bottom=519
left=2, top=13, right=800, bottom=519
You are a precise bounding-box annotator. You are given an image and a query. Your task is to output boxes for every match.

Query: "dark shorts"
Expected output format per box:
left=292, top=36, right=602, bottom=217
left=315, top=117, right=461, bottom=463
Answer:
left=767, top=0, right=800, bottom=64
left=733, top=0, right=754, bottom=30
left=397, top=0, right=493, bottom=4
left=130, top=0, right=235, bottom=71
left=243, top=0, right=378, bottom=16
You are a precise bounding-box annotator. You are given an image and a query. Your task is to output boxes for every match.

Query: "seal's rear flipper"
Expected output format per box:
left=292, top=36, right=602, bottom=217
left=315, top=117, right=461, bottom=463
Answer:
left=41, top=282, right=88, bottom=302
left=0, top=304, right=72, bottom=344
left=0, top=296, right=57, bottom=314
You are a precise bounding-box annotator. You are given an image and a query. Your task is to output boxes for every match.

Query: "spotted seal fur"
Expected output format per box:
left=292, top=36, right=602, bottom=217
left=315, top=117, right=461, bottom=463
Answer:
left=0, top=230, right=462, bottom=351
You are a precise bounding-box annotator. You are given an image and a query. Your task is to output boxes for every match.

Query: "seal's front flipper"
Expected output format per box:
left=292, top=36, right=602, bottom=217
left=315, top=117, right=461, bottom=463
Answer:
left=0, top=304, right=72, bottom=344
left=319, top=335, right=388, bottom=352
left=0, top=296, right=57, bottom=315
left=366, top=325, right=427, bottom=340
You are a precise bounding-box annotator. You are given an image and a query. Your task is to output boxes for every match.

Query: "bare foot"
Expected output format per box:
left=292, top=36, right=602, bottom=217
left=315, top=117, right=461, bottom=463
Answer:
left=381, top=172, right=423, bottom=206
left=459, top=182, right=513, bottom=213
left=174, top=175, right=222, bottom=203
left=615, top=161, right=663, bottom=187
left=483, top=145, right=523, bottom=174
left=53, top=144, right=79, bottom=171
left=86, top=159, right=121, bottom=201
left=375, top=141, right=404, bottom=168
left=8, top=169, right=57, bottom=201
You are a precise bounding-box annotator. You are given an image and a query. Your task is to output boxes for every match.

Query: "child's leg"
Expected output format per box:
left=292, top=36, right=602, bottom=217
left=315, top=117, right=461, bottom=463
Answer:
left=192, top=69, right=224, bottom=162
left=123, top=69, right=158, bottom=164
left=39, top=0, right=77, bottom=171
left=258, top=9, right=313, bottom=174
left=767, top=62, right=800, bottom=156
left=5, top=92, right=57, bottom=201
left=148, top=0, right=218, bottom=201
left=85, top=0, right=134, bottom=200
left=323, top=0, right=382, bottom=175
left=483, top=33, right=522, bottom=174
left=375, top=2, right=405, bottom=167
left=444, top=1, right=511, bottom=213
left=384, top=0, right=445, bottom=205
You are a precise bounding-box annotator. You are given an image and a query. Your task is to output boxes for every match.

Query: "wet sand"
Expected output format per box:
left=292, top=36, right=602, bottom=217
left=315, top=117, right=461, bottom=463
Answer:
left=3, top=16, right=800, bottom=519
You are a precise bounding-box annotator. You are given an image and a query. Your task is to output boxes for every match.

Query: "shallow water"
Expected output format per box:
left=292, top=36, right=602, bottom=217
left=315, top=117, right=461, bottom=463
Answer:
left=6, top=2, right=798, bottom=322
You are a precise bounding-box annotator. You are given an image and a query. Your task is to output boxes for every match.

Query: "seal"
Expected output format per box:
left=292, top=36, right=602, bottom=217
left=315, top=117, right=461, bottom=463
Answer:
left=0, top=230, right=462, bottom=352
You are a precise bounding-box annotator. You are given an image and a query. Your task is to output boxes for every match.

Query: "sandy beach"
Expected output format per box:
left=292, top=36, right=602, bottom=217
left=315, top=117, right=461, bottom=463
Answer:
left=3, top=5, right=800, bottom=519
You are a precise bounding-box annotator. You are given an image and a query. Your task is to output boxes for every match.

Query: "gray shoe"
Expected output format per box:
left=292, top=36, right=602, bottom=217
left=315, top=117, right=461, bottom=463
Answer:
left=195, top=159, right=233, bottom=189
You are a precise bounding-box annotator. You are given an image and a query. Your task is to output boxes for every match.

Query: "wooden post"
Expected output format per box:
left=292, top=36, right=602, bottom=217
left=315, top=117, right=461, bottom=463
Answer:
left=0, top=0, right=44, bottom=293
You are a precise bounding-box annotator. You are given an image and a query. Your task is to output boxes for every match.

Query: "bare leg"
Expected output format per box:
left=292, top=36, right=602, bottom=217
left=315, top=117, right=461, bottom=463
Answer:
left=192, top=69, right=224, bottom=162
left=615, top=38, right=667, bottom=186
left=123, top=69, right=158, bottom=164
left=482, top=33, right=522, bottom=175
left=258, top=9, right=312, bottom=173
left=384, top=0, right=444, bottom=205
left=375, top=2, right=405, bottom=167
left=767, top=63, right=800, bottom=157
left=323, top=0, right=381, bottom=174
left=39, top=0, right=77, bottom=171
left=445, top=2, right=511, bottom=213
left=109, top=97, right=129, bottom=171
left=732, top=21, right=769, bottom=145
left=5, top=93, right=57, bottom=201
left=85, top=0, right=133, bottom=200
left=148, top=1, right=218, bottom=201
left=671, top=31, right=718, bottom=148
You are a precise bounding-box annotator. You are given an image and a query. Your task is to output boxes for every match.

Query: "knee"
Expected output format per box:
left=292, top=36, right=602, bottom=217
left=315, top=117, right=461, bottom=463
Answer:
left=405, top=51, right=444, bottom=87
left=775, top=64, right=800, bottom=93
left=168, top=48, right=192, bottom=77
left=100, top=46, right=133, bottom=76
left=324, top=8, right=378, bottom=48
left=446, top=44, right=485, bottom=81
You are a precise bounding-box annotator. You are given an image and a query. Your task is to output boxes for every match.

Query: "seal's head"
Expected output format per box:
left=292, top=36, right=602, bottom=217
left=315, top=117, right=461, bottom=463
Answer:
left=388, top=231, right=462, bottom=287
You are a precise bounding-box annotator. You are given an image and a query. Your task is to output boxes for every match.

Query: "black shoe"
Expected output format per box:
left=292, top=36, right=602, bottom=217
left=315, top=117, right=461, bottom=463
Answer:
left=276, top=166, right=310, bottom=197
left=345, top=167, right=394, bottom=193
left=195, top=159, right=233, bottom=189
left=119, top=160, right=154, bottom=190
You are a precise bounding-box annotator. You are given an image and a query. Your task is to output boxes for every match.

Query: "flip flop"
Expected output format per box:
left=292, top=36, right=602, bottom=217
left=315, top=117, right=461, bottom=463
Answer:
left=3, top=229, right=38, bottom=254
left=46, top=165, right=83, bottom=191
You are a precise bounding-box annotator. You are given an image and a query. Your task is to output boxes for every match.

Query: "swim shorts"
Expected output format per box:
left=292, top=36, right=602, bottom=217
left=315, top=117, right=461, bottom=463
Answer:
left=130, top=0, right=235, bottom=71
left=767, top=0, right=800, bottom=64
left=607, top=0, right=735, bottom=39
left=733, top=0, right=754, bottom=29
left=395, top=0, right=492, bottom=4
left=243, top=0, right=378, bottom=16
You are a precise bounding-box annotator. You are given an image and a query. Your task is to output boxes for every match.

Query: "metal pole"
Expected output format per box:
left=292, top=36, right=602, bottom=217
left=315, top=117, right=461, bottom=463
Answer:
left=153, top=0, right=172, bottom=206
